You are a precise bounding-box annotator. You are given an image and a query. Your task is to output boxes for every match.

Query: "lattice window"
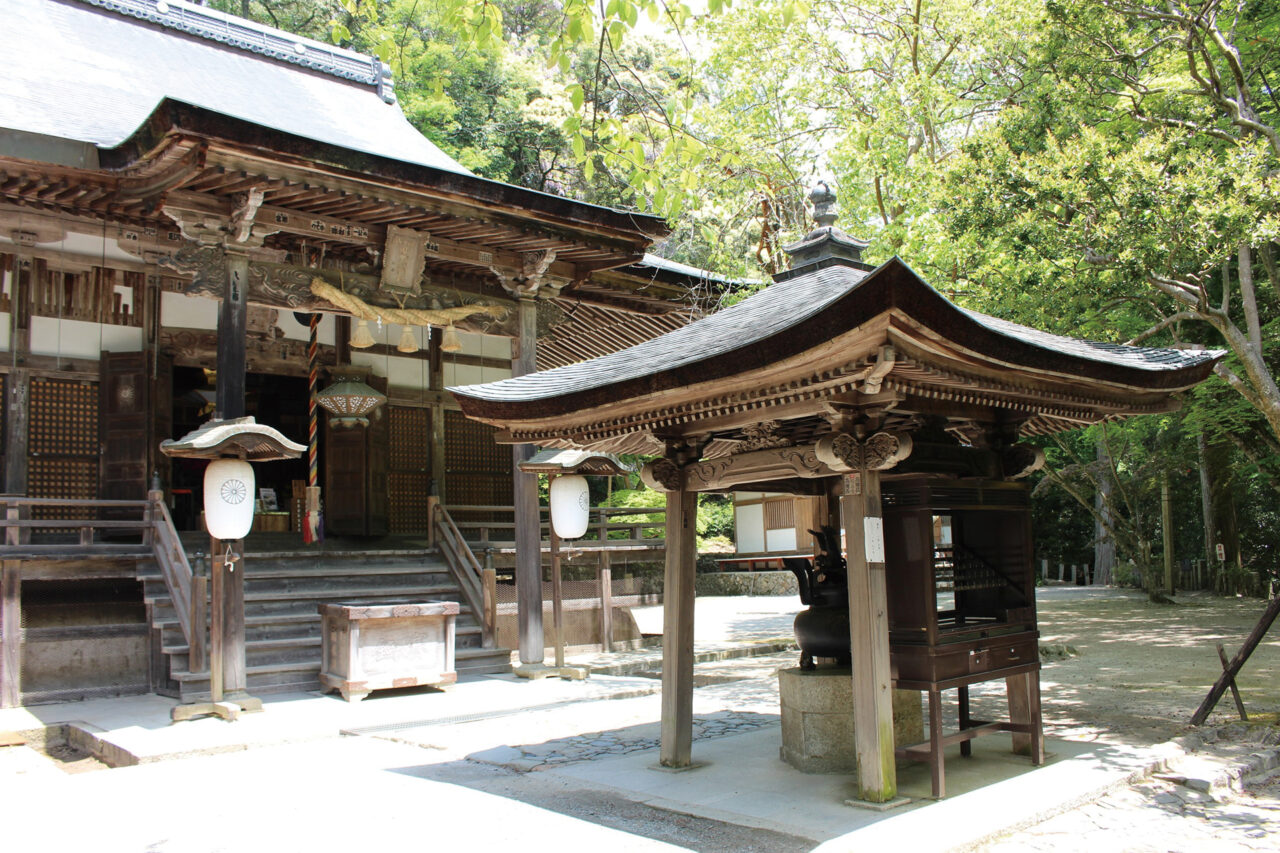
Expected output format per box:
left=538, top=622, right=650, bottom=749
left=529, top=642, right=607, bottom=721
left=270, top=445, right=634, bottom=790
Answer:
left=444, top=410, right=513, bottom=507
left=28, top=378, right=99, bottom=520
left=389, top=407, right=428, bottom=470
left=764, top=498, right=795, bottom=531
left=30, top=379, right=98, bottom=456
left=388, top=407, right=430, bottom=534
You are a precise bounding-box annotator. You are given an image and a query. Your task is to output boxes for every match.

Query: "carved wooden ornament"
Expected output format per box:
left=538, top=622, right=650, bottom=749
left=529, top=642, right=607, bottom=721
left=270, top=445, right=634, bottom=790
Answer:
left=1001, top=444, right=1046, bottom=480
left=814, top=431, right=913, bottom=472
left=639, top=458, right=683, bottom=492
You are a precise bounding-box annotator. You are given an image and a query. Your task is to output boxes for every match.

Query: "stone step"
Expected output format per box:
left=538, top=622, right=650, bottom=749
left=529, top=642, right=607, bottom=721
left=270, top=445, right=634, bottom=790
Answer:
left=170, top=645, right=512, bottom=701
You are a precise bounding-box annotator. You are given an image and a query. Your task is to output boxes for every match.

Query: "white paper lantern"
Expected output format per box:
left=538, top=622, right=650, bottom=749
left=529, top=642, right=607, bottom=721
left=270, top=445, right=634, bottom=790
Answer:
left=549, top=475, right=590, bottom=539
left=204, top=458, right=256, bottom=540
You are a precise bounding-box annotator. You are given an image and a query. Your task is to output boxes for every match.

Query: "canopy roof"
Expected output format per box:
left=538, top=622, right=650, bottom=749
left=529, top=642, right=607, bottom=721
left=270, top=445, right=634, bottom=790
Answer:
left=451, top=256, right=1223, bottom=455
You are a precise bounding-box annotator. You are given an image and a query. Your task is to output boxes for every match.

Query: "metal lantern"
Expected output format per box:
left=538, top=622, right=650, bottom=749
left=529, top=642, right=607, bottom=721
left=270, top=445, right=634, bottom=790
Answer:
left=316, top=376, right=386, bottom=428
left=549, top=474, right=590, bottom=539
left=203, top=458, right=255, bottom=540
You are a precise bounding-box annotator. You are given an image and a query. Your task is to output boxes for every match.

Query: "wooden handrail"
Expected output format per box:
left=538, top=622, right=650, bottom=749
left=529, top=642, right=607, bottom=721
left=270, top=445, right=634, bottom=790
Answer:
left=0, top=492, right=206, bottom=673
left=432, top=504, right=494, bottom=648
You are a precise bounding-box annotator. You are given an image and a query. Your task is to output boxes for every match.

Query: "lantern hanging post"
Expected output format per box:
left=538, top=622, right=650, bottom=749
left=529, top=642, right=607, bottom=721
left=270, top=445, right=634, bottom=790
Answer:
left=517, top=451, right=632, bottom=681
left=162, top=417, right=305, bottom=722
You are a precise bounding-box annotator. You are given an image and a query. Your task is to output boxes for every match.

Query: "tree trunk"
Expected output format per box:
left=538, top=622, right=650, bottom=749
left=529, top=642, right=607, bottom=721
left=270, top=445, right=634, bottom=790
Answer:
left=1094, top=441, right=1116, bottom=585
left=1197, top=432, right=1216, bottom=592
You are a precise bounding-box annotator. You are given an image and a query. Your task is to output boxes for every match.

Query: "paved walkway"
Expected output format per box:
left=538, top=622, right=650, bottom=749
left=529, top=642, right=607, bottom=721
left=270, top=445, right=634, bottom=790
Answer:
left=1, top=590, right=1277, bottom=851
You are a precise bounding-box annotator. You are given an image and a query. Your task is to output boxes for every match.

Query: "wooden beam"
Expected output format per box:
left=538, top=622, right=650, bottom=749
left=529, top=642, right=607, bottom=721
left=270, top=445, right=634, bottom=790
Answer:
left=660, top=484, right=698, bottom=768
left=0, top=561, right=19, bottom=708
left=842, top=467, right=897, bottom=802
left=216, top=251, right=248, bottom=419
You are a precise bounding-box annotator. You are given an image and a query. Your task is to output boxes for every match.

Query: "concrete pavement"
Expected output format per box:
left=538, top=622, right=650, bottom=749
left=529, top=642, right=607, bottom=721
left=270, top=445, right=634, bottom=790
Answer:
left=2, top=591, right=1278, bottom=851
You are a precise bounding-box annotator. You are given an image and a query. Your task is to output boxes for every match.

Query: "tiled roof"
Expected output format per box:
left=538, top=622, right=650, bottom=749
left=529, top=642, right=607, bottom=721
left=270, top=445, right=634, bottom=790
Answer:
left=1, top=0, right=469, bottom=174
left=451, top=257, right=1222, bottom=406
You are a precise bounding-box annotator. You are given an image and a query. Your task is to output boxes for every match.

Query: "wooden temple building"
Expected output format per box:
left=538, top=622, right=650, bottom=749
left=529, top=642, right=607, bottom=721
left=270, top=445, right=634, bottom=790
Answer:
left=0, top=0, right=723, bottom=708
left=451, top=183, right=1223, bottom=800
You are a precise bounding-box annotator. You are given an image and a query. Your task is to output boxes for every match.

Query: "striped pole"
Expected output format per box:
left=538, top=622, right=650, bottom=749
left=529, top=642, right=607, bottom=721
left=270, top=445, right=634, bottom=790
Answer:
left=305, top=312, right=322, bottom=543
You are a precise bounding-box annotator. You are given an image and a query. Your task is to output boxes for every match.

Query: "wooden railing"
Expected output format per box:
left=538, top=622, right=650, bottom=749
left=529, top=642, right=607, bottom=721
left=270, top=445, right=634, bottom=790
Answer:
left=0, top=493, right=206, bottom=674
left=432, top=501, right=496, bottom=648
left=441, top=504, right=667, bottom=554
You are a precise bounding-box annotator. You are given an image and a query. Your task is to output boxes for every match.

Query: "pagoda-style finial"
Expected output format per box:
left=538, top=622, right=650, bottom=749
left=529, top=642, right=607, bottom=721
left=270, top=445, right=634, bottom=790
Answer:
left=809, top=181, right=838, bottom=229
left=778, top=178, right=869, bottom=279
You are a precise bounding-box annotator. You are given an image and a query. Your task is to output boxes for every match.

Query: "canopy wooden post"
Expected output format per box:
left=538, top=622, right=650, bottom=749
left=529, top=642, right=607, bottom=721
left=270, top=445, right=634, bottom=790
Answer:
left=511, top=294, right=544, bottom=666
left=549, top=474, right=565, bottom=669
left=842, top=467, right=898, bottom=803
left=660, top=484, right=698, bottom=768
left=1, top=560, right=20, bottom=708
left=598, top=508, right=614, bottom=652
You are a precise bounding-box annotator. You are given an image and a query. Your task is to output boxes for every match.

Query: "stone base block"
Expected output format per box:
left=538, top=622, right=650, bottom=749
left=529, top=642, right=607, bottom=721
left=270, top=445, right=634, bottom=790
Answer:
left=778, top=666, right=924, bottom=774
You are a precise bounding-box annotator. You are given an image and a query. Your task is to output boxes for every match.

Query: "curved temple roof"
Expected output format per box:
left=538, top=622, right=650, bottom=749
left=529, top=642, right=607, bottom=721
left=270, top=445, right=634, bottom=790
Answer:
left=450, top=257, right=1224, bottom=447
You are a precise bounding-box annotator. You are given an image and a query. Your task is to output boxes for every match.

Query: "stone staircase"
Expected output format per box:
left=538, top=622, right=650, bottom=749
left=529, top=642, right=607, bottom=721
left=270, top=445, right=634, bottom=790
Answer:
left=139, top=549, right=511, bottom=703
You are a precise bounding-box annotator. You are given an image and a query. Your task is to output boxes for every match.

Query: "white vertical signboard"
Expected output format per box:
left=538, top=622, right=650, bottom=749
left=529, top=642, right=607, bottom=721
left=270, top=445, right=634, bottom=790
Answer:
left=864, top=517, right=885, bottom=564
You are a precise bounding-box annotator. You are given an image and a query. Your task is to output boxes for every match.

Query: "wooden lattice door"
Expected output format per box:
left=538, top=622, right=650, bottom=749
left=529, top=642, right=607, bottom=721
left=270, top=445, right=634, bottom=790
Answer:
left=444, top=409, right=513, bottom=506
left=99, top=352, right=151, bottom=504
left=28, top=377, right=99, bottom=518
left=387, top=406, right=430, bottom=534
left=322, top=376, right=389, bottom=537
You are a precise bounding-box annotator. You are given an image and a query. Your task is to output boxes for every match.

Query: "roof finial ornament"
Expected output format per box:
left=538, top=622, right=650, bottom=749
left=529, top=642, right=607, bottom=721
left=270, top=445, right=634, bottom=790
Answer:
left=778, top=178, right=869, bottom=278
left=810, top=180, right=838, bottom=229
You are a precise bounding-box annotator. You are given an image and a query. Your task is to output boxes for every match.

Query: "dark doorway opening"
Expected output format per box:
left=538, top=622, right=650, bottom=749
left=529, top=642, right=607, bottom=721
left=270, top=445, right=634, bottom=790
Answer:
left=170, top=367, right=310, bottom=531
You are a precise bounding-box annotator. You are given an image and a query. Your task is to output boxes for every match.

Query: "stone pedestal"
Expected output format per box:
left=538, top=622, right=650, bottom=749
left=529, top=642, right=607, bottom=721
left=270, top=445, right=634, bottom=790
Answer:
left=779, top=667, right=924, bottom=773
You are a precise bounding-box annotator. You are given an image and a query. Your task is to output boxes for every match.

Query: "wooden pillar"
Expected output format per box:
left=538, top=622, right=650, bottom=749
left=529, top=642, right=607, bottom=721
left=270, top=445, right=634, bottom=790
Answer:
left=428, top=329, right=446, bottom=500
left=4, top=370, right=29, bottom=496
left=216, top=251, right=248, bottom=420
left=660, top=486, right=698, bottom=768
left=842, top=467, right=897, bottom=802
left=511, top=294, right=543, bottom=665
left=549, top=474, right=565, bottom=669
left=1, top=560, right=20, bottom=708
left=209, top=536, right=247, bottom=698
left=598, top=509, right=614, bottom=652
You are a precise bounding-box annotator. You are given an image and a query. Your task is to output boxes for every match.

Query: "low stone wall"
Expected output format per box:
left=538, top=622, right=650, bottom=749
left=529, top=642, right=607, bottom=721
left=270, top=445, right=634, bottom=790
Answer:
left=695, top=570, right=798, bottom=598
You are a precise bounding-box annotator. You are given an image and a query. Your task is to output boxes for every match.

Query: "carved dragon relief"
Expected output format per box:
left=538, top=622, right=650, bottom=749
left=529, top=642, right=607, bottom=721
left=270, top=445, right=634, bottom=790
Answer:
left=684, top=445, right=828, bottom=491
left=814, top=431, right=913, bottom=472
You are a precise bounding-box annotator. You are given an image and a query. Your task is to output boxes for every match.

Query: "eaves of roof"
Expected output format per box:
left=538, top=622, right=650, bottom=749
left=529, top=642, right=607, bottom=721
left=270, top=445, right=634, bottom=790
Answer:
left=450, top=257, right=1224, bottom=422
left=105, top=99, right=668, bottom=245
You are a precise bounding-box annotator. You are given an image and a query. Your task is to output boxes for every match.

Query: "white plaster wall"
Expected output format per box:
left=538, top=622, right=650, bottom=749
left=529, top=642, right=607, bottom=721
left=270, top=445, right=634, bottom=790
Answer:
left=29, top=316, right=142, bottom=358
left=736, top=503, right=765, bottom=553
left=0, top=312, right=10, bottom=351
left=161, top=291, right=219, bottom=330
left=765, top=527, right=798, bottom=553
left=274, top=309, right=337, bottom=345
